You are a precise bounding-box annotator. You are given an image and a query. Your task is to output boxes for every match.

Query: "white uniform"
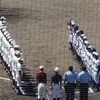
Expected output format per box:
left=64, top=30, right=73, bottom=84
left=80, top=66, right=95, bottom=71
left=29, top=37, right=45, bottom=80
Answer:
left=93, top=59, right=100, bottom=83
left=68, top=26, right=74, bottom=43
left=16, top=62, right=23, bottom=86
left=52, top=84, right=60, bottom=98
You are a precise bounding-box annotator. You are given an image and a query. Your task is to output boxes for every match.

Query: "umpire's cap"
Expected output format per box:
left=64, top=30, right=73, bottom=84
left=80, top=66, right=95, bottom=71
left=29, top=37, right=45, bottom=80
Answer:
left=69, top=66, right=73, bottom=70
left=81, top=66, right=86, bottom=70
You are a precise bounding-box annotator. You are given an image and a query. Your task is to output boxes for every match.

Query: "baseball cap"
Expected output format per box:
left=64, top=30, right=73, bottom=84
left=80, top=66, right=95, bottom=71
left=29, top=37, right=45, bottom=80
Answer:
left=81, top=34, right=85, bottom=37
left=10, top=40, right=16, bottom=45
left=79, top=30, right=84, bottom=34
left=6, top=36, right=12, bottom=40
left=18, top=57, right=24, bottom=64
left=2, top=21, right=6, bottom=24
left=15, top=51, right=22, bottom=56
left=84, top=41, right=89, bottom=45
left=13, top=44, right=20, bottom=48
left=81, top=66, right=86, bottom=70
left=86, top=45, right=92, bottom=49
left=91, top=48, right=96, bottom=52
left=94, top=52, right=99, bottom=56
left=80, top=34, right=85, bottom=39
left=67, top=21, right=71, bottom=25
left=0, top=26, right=4, bottom=29
left=1, top=28, right=6, bottom=33
left=83, top=36, right=87, bottom=40
left=92, top=52, right=99, bottom=56
left=18, top=57, right=24, bottom=61
left=5, top=33, right=10, bottom=37
left=74, top=25, right=79, bottom=31
left=71, top=21, right=75, bottom=25
left=69, top=66, right=73, bottom=70
left=39, top=65, right=44, bottom=70
left=8, top=38, right=13, bottom=42
left=54, top=67, right=59, bottom=72
left=3, top=31, right=9, bottom=35
left=0, top=16, right=6, bottom=20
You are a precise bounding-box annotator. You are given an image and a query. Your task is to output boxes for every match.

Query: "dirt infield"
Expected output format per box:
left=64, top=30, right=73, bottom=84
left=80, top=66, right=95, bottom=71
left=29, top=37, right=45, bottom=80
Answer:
left=0, top=0, right=100, bottom=100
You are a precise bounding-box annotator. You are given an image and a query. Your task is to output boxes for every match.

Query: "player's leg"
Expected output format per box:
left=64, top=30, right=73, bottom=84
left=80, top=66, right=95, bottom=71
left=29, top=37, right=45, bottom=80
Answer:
left=38, top=83, right=42, bottom=100
left=41, top=83, right=46, bottom=100
left=56, top=85, right=60, bottom=100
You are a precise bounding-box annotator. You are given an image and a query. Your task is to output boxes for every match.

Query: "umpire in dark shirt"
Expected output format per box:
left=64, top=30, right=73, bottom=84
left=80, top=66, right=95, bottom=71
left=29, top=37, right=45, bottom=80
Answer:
left=51, top=67, right=62, bottom=100
left=63, top=66, right=77, bottom=100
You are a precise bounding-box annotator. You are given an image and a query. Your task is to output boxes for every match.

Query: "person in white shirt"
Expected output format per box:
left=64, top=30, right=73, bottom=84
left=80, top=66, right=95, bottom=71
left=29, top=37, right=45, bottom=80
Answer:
left=92, top=52, right=100, bottom=92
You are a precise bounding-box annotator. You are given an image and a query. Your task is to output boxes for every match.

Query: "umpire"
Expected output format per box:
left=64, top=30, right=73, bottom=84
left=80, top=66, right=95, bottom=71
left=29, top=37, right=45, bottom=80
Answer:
left=77, top=66, right=91, bottom=100
left=63, top=66, right=77, bottom=100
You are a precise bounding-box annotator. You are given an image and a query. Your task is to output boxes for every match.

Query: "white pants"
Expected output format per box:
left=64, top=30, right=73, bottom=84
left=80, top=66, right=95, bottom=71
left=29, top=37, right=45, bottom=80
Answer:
left=52, top=84, right=60, bottom=98
left=38, top=83, right=46, bottom=99
left=68, top=34, right=72, bottom=43
left=93, top=71, right=100, bottom=84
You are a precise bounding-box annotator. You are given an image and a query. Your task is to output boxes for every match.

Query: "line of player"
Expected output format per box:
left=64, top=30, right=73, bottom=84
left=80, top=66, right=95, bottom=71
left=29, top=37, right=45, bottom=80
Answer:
left=67, top=20, right=100, bottom=92
left=0, top=16, right=24, bottom=94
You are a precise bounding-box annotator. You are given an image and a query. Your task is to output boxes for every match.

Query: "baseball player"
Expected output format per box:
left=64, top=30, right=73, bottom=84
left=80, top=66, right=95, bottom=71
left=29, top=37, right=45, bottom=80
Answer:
left=36, top=65, right=47, bottom=100
left=51, top=67, right=62, bottom=100
left=92, top=52, right=100, bottom=92
left=68, top=21, right=76, bottom=50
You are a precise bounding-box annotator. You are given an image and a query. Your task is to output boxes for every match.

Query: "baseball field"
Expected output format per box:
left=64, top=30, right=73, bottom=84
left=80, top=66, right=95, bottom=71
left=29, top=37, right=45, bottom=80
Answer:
left=0, top=0, right=100, bottom=100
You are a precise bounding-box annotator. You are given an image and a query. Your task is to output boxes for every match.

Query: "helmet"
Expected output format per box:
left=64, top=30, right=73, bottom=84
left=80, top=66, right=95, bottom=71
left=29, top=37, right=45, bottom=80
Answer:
left=54, top=67, right=59, bottom=72
left=39, top=65, right=44, bottom=70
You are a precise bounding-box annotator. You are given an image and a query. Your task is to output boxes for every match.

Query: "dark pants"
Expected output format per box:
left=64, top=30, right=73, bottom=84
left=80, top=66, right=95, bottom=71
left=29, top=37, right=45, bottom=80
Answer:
left=80, top=83, right=88, bottom=100
left=64, top=83, right=76, bottom=100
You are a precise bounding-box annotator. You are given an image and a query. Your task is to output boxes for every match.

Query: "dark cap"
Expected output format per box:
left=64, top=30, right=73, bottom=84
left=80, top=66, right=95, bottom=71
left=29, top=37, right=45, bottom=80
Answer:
left=91, top=48, right=96, bottom=52
left=79, top=30, right=84, bottom=34
left=69, top=66, right=73, bottom=70
left=81, top=66, right=86, bottom=70
left=67, top=21, right=71, bottom=25
left=74, top=25, right=79, bottom=31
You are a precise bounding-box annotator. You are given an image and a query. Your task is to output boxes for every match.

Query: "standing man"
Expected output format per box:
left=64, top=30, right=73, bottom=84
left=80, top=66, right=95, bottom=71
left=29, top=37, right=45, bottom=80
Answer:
left=51, top=67, right=62, bottom=100
left=92, top=52, right=100, bottom=92
left=63, top=66, right=77, bottom=100
left=36, top=65, right=47, bottom=100
left=77, top=67, right=91, bottom=100
left=67, top=21, right=76, bottom=50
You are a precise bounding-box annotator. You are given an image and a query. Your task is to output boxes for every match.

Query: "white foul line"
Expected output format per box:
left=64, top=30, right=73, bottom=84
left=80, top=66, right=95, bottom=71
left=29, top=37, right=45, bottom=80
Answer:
left=0, top=77, right=10, bottom=81
left=89, top=87, right=94, bottom=93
